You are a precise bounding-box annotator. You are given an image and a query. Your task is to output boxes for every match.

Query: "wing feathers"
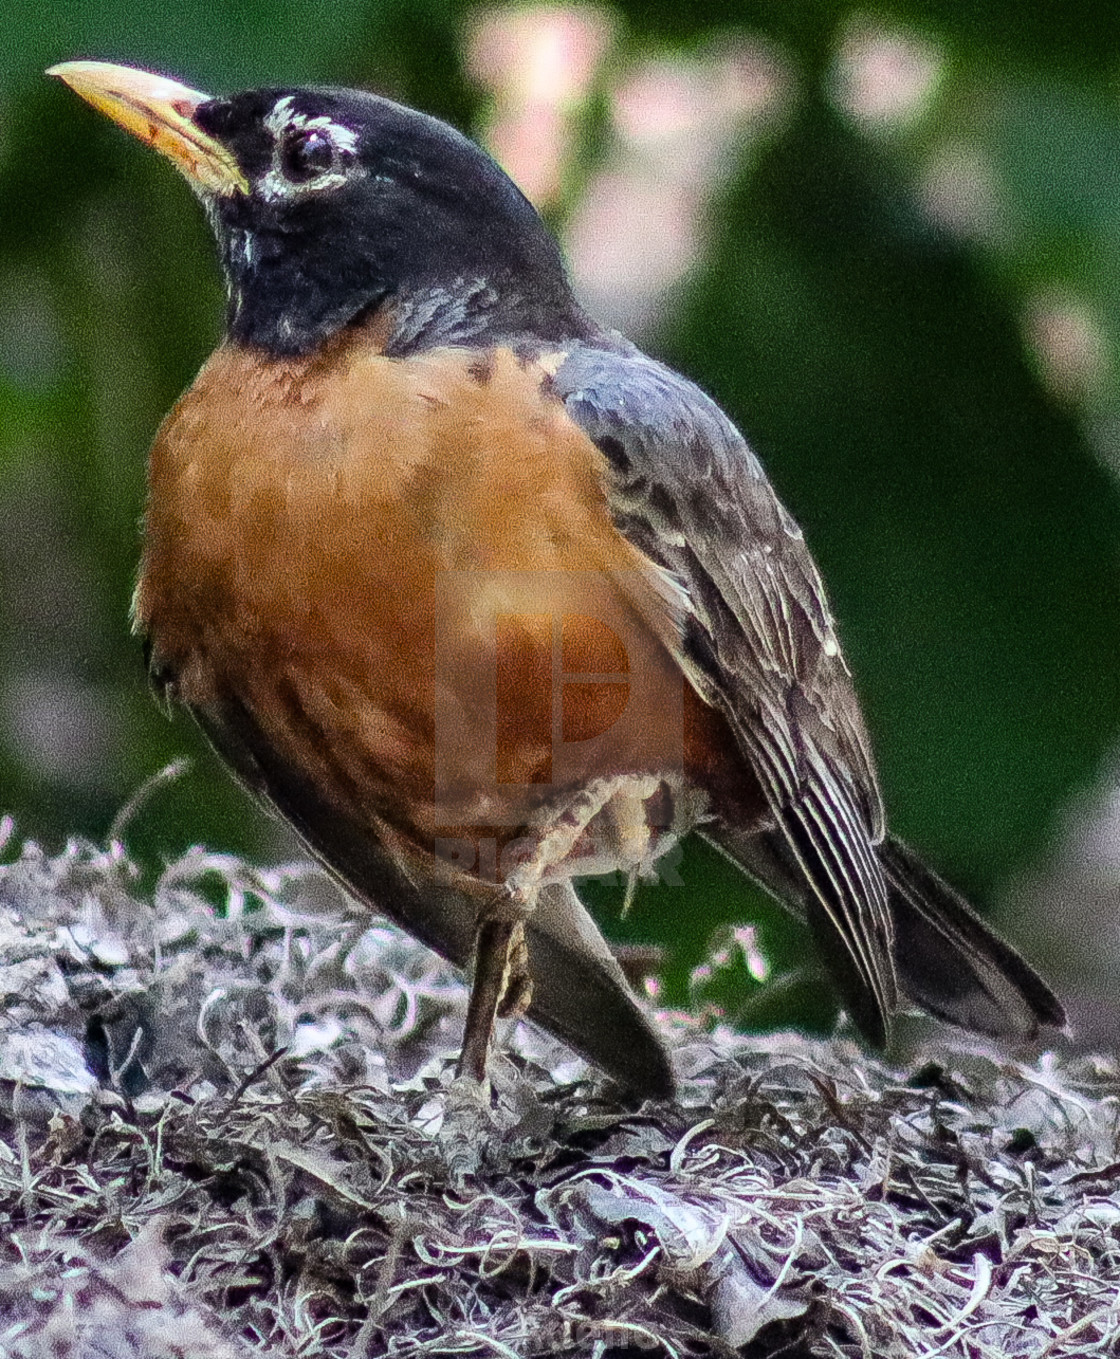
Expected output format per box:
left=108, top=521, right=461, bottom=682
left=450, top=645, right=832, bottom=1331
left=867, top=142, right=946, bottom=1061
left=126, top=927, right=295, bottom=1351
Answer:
left=557, top=343, right=898, bottom=1040
left=741, top=712, right=897, bottom=1044
left=558, top=342, right=1060, bottom=1047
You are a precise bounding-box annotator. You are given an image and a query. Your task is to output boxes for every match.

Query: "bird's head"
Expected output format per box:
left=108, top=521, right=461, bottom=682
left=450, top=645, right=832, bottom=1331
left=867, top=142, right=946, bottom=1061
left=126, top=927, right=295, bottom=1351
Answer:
left=49, top=61, right=589, bottom=355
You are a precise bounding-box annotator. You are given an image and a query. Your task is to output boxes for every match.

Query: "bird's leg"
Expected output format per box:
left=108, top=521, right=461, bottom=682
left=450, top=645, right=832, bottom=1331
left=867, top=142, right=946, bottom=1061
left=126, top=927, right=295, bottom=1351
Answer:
left=497, top=921, right=532, bottom=1019
left=458, top=899, right=536, bottom=1078
left=444, top=912, right=526, bottom=1181
left=457, top=915, right=519, bottom=1083
left=456, top=777, right=646, bottom=1085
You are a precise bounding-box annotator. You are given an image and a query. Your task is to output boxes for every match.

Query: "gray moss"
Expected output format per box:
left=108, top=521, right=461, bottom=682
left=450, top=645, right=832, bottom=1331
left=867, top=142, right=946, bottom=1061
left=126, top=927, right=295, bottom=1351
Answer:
left=0, top=827, right=1115, bottom=1358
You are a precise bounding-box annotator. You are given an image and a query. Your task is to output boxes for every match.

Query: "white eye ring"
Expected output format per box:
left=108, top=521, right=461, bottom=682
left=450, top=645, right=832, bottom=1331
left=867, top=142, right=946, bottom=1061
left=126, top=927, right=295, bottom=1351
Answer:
left=259, top=97, right=360, bottom=201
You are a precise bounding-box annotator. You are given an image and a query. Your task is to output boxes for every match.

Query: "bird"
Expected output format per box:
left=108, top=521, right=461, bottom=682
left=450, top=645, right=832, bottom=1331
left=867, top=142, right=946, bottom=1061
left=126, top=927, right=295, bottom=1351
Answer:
left=49, top=60, right=1065, bottom=1100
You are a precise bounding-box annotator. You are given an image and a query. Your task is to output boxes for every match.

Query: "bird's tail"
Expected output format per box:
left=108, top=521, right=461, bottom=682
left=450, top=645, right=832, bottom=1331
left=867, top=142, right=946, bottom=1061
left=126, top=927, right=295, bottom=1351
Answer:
left=704, top=825, right=1066, bottom=1040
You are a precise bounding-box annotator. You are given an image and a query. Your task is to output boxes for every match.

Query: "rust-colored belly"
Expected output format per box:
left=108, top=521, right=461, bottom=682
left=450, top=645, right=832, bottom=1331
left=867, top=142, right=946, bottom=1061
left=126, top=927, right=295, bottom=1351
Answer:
left=134, top=335, right=746, bottom=888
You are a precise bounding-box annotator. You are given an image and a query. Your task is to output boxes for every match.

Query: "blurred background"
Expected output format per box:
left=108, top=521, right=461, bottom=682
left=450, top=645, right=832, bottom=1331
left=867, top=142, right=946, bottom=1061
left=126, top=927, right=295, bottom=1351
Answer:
left=2, top=0, right=1120, bottom=1044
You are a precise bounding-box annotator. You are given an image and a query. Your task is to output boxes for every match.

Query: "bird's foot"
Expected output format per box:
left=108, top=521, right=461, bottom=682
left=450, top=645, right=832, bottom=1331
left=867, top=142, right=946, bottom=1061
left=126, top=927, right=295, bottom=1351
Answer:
left=437, top=1070, right=503, bottom=1185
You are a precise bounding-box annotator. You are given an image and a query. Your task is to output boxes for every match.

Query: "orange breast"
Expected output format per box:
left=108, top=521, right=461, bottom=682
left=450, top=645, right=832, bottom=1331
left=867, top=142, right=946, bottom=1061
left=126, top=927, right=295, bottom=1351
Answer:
left=134, top=331, right=724, bottom=874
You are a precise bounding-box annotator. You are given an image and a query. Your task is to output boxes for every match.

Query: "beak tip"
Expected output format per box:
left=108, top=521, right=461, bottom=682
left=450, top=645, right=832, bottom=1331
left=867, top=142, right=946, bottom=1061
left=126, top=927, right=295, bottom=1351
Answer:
left=43, top=59, right=244, bottom=196
left=46, top=60, right=105, bottom=85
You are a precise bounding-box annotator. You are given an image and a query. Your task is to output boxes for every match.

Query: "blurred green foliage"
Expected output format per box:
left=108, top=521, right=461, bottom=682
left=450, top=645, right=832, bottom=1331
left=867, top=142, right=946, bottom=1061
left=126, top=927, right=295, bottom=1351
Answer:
left=2, top=1, right=1119, bottom=1021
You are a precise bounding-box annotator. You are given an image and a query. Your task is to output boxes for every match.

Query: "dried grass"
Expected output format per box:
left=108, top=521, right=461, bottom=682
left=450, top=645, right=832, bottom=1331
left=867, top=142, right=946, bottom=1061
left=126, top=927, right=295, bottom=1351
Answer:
left=0, top=824, right=1116, bottom=1358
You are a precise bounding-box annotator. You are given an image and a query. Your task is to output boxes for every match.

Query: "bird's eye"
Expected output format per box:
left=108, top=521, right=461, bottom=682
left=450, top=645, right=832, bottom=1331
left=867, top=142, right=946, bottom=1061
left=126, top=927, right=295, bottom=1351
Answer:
left=280, top=129, right=336, bottom=182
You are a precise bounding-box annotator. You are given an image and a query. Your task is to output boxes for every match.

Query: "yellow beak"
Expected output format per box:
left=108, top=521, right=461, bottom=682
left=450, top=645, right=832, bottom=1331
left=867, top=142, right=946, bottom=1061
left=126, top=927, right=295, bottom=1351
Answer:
left=47, top=60, right=248, bottom=196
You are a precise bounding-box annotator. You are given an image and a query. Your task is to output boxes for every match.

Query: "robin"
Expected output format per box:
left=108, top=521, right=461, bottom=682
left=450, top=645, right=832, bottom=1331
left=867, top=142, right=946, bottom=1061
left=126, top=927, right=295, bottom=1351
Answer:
left=49, top=61, right=1064, bottom=1098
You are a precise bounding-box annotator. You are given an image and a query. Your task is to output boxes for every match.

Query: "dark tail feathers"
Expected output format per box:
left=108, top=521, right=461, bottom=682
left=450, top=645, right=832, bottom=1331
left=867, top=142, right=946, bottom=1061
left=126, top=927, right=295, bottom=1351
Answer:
left=705, top=826, right=1066, bottom=1041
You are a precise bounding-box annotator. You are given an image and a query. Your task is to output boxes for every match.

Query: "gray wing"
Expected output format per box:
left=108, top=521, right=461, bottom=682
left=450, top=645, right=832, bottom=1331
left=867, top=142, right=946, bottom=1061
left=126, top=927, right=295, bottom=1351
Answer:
left=554, top=340, right=898, bottom=1043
